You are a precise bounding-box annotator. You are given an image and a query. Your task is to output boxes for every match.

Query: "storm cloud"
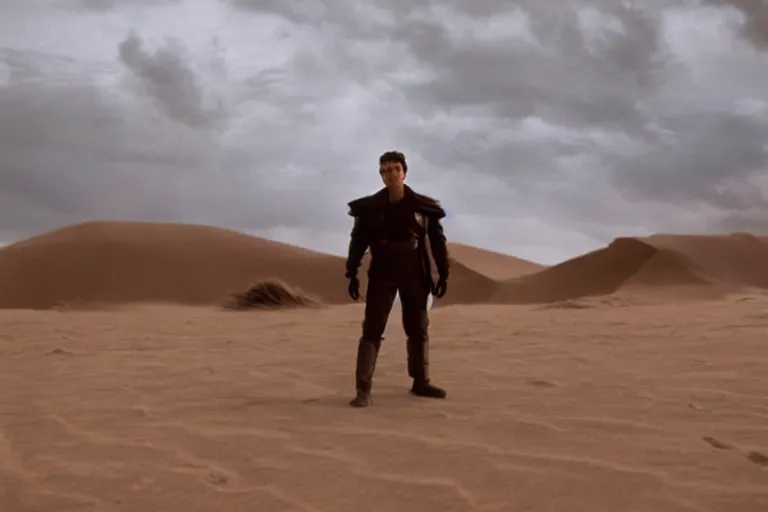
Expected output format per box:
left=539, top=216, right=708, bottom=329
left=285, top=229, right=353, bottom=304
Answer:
left=1, top=0, right=767, bottom=263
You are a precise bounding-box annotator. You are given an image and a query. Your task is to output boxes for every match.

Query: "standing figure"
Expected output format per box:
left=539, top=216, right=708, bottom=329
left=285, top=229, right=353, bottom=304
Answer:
left=345, top=150, right=450, bottom=407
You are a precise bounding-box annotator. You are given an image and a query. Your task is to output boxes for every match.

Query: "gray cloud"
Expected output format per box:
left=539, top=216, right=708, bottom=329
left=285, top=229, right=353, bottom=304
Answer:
left=263, top=0, right=768, bottom=235
left=55, top=0, right=183, bottom=11
left=610, top=112, right=768, bottom=207
left=708, top=0, right=768, bottom=49
left=0, top=30, right=378, bottom=243
left=400, top=3, right=664, bottom=128
left=117, top=31, right=229, bottom=128
left=1, top=0, right=767, bottom=264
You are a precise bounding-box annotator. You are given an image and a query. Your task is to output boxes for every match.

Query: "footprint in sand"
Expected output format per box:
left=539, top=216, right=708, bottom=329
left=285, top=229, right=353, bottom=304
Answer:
left=205, top=470, right=230, bottom=486
left=746, top=451, right=768, bottom=467
left=205, top=469, right=232, bottom=487
left=46, top=348, right=73, bottom=356
left=528, top=379, right=557, bottom=389
left=702, top=438, right=768, bottom=468
left=702, top=437, right=735, bottom=450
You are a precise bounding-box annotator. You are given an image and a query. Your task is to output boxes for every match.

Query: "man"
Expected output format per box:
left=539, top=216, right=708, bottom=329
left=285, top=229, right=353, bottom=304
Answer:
left=345, top=150, right=450, bottom=408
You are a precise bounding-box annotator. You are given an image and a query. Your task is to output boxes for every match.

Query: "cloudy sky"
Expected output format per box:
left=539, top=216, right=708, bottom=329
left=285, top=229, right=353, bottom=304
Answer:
left=1, top=0, right=767, bottom=264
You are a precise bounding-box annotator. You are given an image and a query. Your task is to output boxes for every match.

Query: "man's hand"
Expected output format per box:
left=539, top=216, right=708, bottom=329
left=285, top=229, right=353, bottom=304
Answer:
left=432, top=276, right=448, bottom=298
left=348, top=276, right=361, bottom=301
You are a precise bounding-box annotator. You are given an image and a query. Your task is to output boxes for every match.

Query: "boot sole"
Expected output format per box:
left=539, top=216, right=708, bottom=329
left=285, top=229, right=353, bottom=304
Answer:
left=409, top=391, right=447, bottom=399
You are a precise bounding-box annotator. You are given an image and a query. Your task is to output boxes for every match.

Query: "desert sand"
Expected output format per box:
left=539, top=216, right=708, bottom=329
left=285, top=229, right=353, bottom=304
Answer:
left=1, top=221, right=767, bottom=511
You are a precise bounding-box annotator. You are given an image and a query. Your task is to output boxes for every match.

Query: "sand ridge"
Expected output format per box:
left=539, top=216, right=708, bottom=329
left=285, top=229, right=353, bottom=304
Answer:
left=2, top=221, right=768, bottom=310
left=494, top=234, right=768, bottom=304
left=0, top=221, right=348, bottom=309
left=0, top=221, right=501, bottom=309
left=444, top=242, right=544, bottom=280
left=641, top=233, right=768, bottom=289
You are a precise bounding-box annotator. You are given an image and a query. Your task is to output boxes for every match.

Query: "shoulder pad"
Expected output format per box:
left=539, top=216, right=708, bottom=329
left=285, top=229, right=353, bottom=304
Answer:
left=347, top=189, right=386, bottom=216
left=412, top=191, right=447, bottom=219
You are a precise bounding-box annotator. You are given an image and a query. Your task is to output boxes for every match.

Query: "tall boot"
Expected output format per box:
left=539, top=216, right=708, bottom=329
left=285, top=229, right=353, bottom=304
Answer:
left=407, top=337, right=446, bottom=399
left=350, top=338, right=380, bottom=407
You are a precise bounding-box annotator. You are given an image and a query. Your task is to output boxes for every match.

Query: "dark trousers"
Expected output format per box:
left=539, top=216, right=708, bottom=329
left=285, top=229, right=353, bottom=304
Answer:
left=354, top=271, right=432, bottom=393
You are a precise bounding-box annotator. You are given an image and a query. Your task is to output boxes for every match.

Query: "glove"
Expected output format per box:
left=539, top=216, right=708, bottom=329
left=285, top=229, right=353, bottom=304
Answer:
left=348, top=276, right=360, bottom=301
left=432, top=276, right=447, bottom=298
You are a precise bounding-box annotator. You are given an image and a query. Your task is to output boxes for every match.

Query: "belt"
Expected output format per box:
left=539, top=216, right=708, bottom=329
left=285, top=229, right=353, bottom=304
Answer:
left=375, top=238, right=419, bottom=249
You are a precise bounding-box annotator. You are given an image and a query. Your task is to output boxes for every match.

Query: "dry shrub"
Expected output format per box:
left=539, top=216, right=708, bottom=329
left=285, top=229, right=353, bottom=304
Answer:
left=224, top=278, right=322, bottom=310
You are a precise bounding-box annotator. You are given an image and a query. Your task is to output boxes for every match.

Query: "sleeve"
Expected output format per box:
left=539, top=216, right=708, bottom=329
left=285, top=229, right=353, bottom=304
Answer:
left=345, top=216, right=369, bottom=279
left=427, top=215, right=450, bottom=279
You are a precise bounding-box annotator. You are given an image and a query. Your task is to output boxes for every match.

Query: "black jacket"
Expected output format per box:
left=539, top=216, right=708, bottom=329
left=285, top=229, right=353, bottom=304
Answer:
left=344, top=185, right=450, bottom=286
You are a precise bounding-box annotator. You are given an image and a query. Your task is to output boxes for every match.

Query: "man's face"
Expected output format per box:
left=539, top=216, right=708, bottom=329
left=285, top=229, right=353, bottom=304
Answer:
left=379, top=161, right=405, bottom=189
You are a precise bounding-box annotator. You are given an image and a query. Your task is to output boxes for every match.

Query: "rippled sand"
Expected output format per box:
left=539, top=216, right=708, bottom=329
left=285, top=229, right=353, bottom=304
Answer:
left=2, top=295, right=767, bottom=511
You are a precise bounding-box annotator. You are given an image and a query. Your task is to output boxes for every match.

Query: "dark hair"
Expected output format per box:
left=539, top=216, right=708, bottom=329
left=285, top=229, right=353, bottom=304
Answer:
left=379, top=150, right=408, bottom=174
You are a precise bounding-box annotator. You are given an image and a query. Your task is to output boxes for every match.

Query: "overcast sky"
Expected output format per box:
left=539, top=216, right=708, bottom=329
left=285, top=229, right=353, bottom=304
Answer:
left=1, top=0, right=767, bottom=264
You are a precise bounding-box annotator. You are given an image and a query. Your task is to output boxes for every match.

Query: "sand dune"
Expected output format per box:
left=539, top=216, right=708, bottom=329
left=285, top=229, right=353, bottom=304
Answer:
left=445, top=242, right=544, bottom=280
left=0, top=221, right=349, bottom=309
left=0, top=221, right=506, bottom=309
left=641, top=233, right=768, bottom=289
left=3, top=221, right=768, bottom=311
left=494, top=234, right=768, bottom=304
left=1, top=297, right=767, bottom=511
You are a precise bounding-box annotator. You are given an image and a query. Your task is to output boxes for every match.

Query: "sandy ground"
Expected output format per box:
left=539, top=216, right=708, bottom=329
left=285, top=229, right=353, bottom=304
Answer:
left=2, top=295, right=767, bottom=512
